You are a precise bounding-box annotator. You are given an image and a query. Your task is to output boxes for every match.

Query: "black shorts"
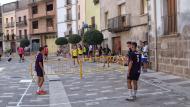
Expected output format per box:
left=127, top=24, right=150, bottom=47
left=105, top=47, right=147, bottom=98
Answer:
left=44, top=54, right=48, bottom=56
left=19, top=54, right=22, bottom=58
left=127, top=71, right=140, bottom=81
left=36, top=70, right=44, bottom=77
left=72, top=56, right=78, bottom=59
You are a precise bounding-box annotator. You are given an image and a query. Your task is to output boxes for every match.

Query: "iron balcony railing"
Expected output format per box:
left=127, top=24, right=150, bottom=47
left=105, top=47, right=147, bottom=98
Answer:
left=66, top=0, right=72, bottom=5
left=5, top=22, right=15, bottom=28
left=108, top=14, right=130, bottom=33
left=162, top=14, right=177, bottom=35
left=66, top=13, right=72, bottom=21
left=16, top=21, right=27, bottom=27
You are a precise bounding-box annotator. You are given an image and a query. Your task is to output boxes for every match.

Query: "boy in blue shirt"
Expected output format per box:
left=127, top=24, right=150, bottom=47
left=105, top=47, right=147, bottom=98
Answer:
left=126, top=42, right=141, bottom=101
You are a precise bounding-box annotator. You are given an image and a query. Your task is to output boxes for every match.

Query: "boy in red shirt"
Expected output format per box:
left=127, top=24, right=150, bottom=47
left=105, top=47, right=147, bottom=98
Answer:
left=18, top=47, right=24, bottom=62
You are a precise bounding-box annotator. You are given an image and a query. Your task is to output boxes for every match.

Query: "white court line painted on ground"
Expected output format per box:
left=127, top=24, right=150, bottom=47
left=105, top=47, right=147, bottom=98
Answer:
left=19, top=90, right=170, bottom=107
left=19, top=79, right=32, bottom=83
left=16, top=81, right=32, bottom=106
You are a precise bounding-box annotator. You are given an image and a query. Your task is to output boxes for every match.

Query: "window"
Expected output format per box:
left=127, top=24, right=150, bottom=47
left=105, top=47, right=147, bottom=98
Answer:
left=47, top=18, right=53, bottom=27
left=6, top=30, right=9, bottom=40
left=163, top=0, right=177, bottom=34
left=24, top=29, right=27, bottom=39
left=11, top=17, right=13, bottom=23
left=19, top=30, right=22, bottom=36
left=23, top=16, right=26, bottom=21
left=78, top=5, right=80, bottom=20
left=91, top=16, right=95, bottom=28
left=47, top=4, right=53, bottom=11
left=24, top=29, right=27, bottom=36
left=32, top=21, right=38, bottom=29
left=19, top=17, right=21, bottom=22
left=6, top=18, right=8, bottom=24
left=118, top=3, right=126, bottom=16
left=6, top=30, right=9, bottom=35
left=141, top=0, right=148, bottom=14
left=105, top=12, right=108, bottom=29
left=11, top=29, right=14, bottom=34
left=32, top=6, right=38, bottom=14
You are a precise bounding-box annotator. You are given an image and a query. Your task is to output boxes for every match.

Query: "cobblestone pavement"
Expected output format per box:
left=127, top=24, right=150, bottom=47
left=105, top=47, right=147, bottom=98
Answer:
left=0, top=57, right=49, bottom=107
left=0, top=56, right=190, bottom=107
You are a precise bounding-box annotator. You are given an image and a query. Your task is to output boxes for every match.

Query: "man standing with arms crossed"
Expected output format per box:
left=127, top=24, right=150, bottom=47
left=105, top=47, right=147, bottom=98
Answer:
left=35, top=47, right=46, bottom=95
left=126, top=42, right=141, bottom=101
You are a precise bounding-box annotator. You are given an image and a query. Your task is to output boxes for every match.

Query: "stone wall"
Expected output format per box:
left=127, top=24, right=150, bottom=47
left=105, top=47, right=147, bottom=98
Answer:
left=149, top=34, right=190, bottom=78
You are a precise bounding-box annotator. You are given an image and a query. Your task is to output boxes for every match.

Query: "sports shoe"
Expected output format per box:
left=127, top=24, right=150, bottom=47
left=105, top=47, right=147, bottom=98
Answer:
left=36, top=91, right=46, bottom=95
left=133, top=96, right=137, bottom=100
left=125, top=96, right=134, bottom=101
left=40, top=90, right=47, bottom=94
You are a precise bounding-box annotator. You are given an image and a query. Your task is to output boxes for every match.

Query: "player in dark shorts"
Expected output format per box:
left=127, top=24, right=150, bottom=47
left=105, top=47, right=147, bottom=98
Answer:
left=35, top=47, right=46, bottom=95
left=126, top=42, right=141, bottom=101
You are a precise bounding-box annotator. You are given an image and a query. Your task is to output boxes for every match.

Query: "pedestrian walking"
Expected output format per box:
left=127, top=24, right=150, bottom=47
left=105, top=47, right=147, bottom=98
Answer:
left=44, top=45, right=48, bottom=60
left=7, top=49, right=13, bottom=62
left=35, top=47, right=46, bottom=95
left=103, top=45, right=111, bottom=67
left=141, top=41, right=149, bottom=72
left=83, top=45, right=88, bottom=58
left=18, top=47, right=24, bottom=62
left=78, top=44, right=83, bottom=59
left=71, top=45, right=79, bottom=66
left=126, top=42, right=141, bottom=101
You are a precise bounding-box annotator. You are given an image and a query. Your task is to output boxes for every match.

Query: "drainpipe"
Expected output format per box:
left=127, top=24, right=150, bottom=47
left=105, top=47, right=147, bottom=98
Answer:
left=154, top=0, right=158, bottom=72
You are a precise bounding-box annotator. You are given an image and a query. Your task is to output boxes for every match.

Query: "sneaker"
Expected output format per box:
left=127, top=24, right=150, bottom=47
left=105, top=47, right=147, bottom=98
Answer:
left=133, top=96, right=137, bottom=100
left=125, top=96, right=134, bottom=101
left=36, top=91, right=46, bottom=95
left=40, top=90, right=47, bottom=94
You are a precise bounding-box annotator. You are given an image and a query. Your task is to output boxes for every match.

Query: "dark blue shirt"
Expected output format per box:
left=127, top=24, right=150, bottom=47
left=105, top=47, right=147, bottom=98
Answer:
left=129, top=51, right=141, bottom=73
left=35, top=53, right=43, bottom=71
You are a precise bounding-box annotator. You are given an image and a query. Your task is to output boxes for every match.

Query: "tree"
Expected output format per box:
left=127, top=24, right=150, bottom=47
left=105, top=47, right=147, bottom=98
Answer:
left=20, top=39, right=30, bottom=48
left=83, top=30, right=104, bottom=45
left=55, top=37, right=68, bottom=46
left=68, top=34, right=81, bottom=45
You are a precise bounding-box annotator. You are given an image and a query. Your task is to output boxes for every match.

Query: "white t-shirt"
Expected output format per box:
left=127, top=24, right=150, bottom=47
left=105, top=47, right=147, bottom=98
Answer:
left=142, top=45, right=148, bottom=58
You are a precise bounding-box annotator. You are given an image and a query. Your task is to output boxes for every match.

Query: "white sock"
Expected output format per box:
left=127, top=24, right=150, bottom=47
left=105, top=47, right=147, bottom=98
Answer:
left=37, top=87, right=40, bottom=92
left=128, top=89, right=133, bottom=97
left=134, top=90, right=137, bottom=97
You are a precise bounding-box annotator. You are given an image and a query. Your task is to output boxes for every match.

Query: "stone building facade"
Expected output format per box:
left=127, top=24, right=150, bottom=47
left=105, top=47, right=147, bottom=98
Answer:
left=28, top=0, right=57, bottom=53
left=56, top=0, right=78, bottom=37
left=16, top=0, right=30, bottom=47
left=2, top=2, right=18, bottom=52
left=100, top=0, right=148, bottom=54
left=149, top=0, right=190, bottom=77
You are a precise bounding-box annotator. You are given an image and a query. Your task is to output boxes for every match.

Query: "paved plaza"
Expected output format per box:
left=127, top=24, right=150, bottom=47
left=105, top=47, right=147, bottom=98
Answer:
left=0, top=57, right=190, bottom=107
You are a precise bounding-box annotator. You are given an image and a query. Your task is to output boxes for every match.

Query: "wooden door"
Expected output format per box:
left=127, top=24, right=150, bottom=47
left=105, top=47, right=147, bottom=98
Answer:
left=167, top=0, right=177, bottom=34
left=112, top=37, right=121, bottom=55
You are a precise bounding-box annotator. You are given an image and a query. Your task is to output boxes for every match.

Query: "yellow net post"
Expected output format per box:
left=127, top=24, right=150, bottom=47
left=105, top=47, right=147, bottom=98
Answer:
left=79, top=60, right=83, bottom=79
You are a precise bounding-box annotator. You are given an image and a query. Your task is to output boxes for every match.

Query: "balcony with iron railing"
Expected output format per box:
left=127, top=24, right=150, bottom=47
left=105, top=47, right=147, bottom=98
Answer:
left=5, top=22, right=15, bottom=28
left=4, top=34, right=16, bottom=41
left=16, top=21, right=27, bottom=27
left=66, top=13, right=72, bottom=21
left=162, top=14, right=177, bottom=35
left=65, top=0, right=72, bottom=6
left=16, top=35, right=28, bottom=41
left=108, top=14, right=130, bottom=33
